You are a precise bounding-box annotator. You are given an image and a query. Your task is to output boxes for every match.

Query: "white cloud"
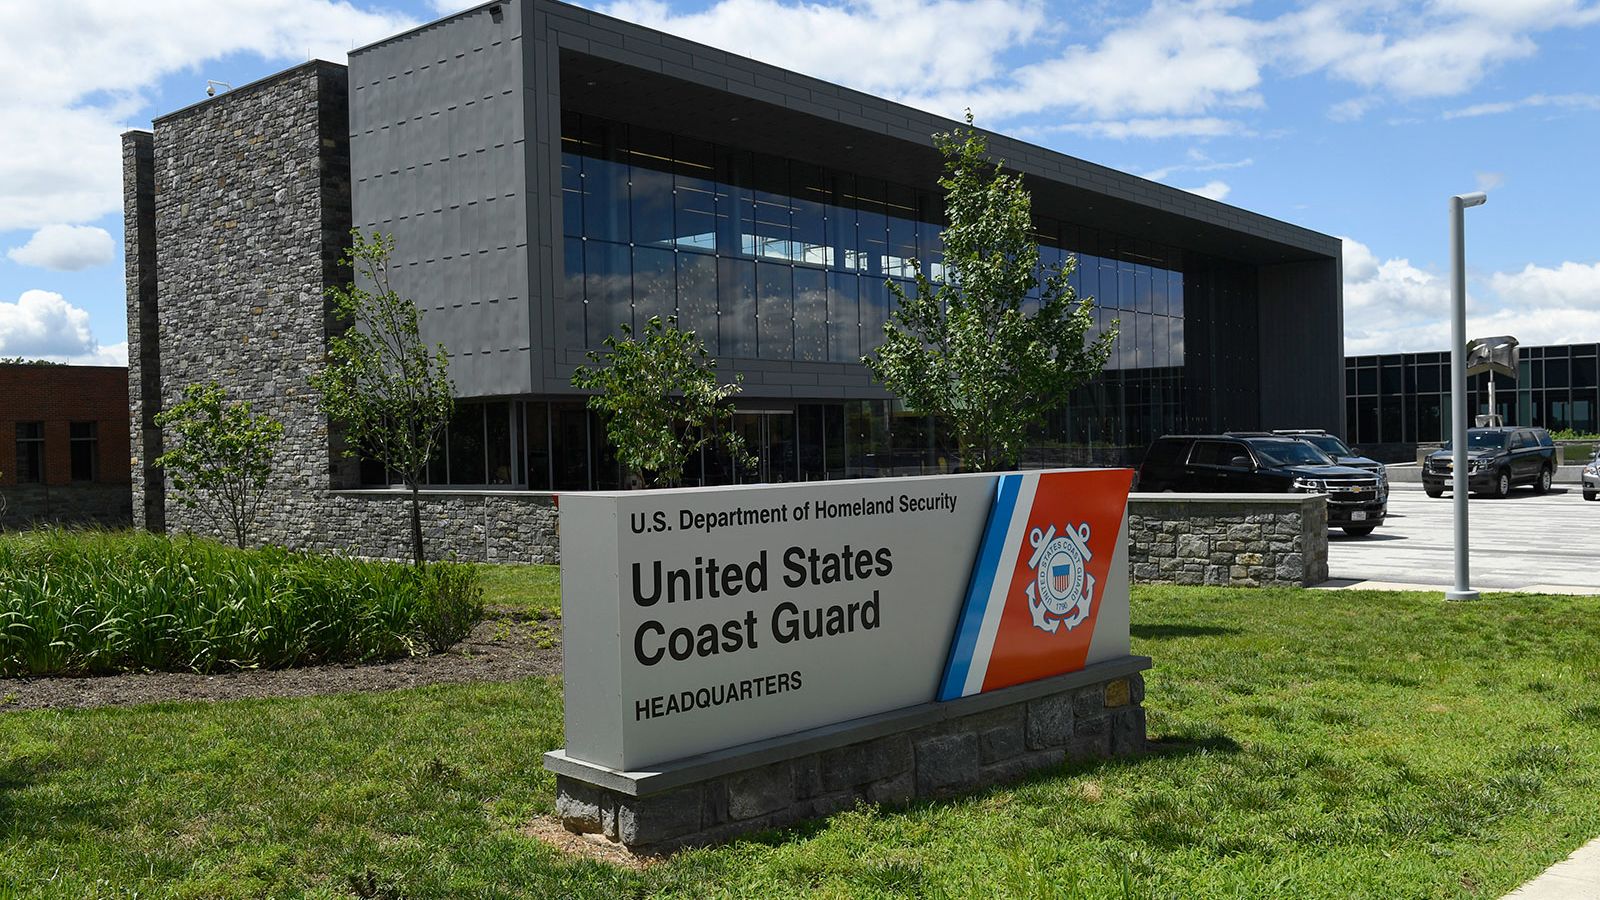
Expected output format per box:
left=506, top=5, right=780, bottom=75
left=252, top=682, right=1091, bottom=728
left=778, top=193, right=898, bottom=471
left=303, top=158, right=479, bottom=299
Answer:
left=1183, top=180, right=1232, bottom=201
left=1343, top=238, right=1600, bottom=353
left=1025, top=117, right=1251, bottom=141
left=1327, top=96, right=1379, bottom=122
left=0, top=1, right=417, bottom=231
left=601, top=0, right=1048, bottom=99
left=589, top=0, right=1600, bottom=141
left=1475, top=171, right=1506, bottom=192
left=1342, top=236, right=1454, bottom=353
left=0, top=290, right=126, bottom=364
left=1318, top=22, right=1537, bottom=99
left=1489, top=261, right=1600, bottom=309
left=7, top=225, right=116, bottom=271
left=1442, top=92, right=1600, bottom=119
left=1139, top=149, right=1252, bottom=182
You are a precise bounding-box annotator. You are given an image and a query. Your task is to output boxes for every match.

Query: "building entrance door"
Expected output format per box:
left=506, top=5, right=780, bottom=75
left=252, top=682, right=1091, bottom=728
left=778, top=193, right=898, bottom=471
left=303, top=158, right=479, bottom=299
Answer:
left=733, top=410, right=797, bottom=483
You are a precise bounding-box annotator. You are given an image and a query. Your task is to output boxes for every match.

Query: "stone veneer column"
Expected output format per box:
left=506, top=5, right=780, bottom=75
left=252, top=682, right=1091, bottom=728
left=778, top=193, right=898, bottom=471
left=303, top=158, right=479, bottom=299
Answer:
left=150, top=62, right=352, bottom=545
left=122, top=130, right=163, bottom=531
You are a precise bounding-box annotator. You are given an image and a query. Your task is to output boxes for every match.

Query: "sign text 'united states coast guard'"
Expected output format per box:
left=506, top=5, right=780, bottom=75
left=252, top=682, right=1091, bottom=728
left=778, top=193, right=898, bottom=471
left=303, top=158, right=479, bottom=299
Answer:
left=560, top=469, right=1134, bottom=771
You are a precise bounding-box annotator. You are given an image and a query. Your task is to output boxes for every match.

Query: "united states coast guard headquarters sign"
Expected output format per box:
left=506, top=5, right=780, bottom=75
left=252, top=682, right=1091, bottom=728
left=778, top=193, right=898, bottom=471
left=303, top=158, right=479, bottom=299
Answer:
left=561, top=468, right=1134, bottom=771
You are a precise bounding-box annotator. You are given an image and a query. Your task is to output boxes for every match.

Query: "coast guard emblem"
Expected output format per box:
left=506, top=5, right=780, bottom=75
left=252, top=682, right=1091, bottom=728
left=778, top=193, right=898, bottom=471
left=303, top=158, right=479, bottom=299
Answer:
left=1025, top=522, right=1095, bottom=634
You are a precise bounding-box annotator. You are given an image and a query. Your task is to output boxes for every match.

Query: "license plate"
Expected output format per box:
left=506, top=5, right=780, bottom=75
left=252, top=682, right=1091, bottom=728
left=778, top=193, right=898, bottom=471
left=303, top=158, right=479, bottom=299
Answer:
left=1351, top=511, right=1368, bottom=521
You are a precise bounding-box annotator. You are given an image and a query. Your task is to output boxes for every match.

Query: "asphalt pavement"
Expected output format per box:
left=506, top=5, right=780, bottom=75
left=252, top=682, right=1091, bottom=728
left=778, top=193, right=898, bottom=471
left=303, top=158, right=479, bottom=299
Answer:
left=1323, top=482, right=1600, bottom=594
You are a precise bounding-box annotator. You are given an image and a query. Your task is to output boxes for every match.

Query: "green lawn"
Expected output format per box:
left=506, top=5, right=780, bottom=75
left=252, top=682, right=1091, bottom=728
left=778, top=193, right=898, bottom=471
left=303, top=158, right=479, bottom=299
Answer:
left=479, top=563, right=562, bottom=616
left=3, top=574, right=1599, bottom=898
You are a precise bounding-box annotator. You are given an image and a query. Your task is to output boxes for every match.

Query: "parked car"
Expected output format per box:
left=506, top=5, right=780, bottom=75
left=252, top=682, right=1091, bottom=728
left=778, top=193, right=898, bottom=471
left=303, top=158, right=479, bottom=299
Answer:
left=1583, top=450, right=1598, bottom=502
left=1270, top=429, right=1389, bottom=501
left=1421, top=426, right=1555, bottom=498
left=1138, top=434, right=1386, bottom=536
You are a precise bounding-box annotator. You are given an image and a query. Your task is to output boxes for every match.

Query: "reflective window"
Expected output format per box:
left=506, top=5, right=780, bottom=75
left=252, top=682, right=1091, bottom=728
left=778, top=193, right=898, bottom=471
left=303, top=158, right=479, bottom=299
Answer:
left=794, top=267, right=827, bottom=362
left=15, top=422, right=43, bottom=483
left=827, top=271, right=860, bottom=363
left=633, top=246, right=675, bottom=326
left=585, top=240, right=631, bottom=345
left=70, top=421, right=98, bottom=482
left=563, top=237, right=586, bottom=347
left=677, top=252, right=718, bottom=353
left=447, top=405, right=486, bottom=485
left=757, top=261, right=794, bottom=359
left=719, top=257, right=757, bottom=358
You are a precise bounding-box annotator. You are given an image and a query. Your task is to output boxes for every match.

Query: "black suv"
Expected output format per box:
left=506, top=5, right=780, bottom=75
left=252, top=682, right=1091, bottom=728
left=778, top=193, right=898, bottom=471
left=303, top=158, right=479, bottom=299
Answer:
left=1271, top=429, right=1389, bottom=501
left=1422, top=427, right=1556, bottom=498
left=1137, top=434, right=1386, bottom=536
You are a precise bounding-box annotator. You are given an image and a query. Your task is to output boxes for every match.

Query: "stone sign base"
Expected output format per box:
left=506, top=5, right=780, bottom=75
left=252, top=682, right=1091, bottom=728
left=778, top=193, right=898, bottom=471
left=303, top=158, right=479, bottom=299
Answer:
left=545, top=656, right=1151, bottom=854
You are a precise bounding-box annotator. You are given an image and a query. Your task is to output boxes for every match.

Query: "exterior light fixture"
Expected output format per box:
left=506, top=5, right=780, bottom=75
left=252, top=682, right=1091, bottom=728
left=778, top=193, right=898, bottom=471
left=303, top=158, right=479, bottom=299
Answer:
left=1446, top=191, right=1486, bottom=602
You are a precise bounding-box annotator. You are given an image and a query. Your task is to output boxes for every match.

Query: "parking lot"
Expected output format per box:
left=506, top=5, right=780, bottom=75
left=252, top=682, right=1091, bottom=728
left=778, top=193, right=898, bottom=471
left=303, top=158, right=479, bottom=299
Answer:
left=1325, top=482, right=1599, bottom=593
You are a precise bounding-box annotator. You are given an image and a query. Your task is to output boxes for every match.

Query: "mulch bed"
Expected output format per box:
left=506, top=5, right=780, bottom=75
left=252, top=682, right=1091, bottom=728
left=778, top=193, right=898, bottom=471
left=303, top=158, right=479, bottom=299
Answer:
left=0, top=608, right=562, bottom=712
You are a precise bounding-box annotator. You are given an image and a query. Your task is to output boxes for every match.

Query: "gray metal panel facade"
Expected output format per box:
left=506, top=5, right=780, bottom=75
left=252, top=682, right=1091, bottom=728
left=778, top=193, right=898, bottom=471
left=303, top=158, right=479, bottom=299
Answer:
left=349, top=2, right=533, bottom=397
left=1258, top=258, right=1345, bottom=433
left=351, top=0, right=1344, bottom=426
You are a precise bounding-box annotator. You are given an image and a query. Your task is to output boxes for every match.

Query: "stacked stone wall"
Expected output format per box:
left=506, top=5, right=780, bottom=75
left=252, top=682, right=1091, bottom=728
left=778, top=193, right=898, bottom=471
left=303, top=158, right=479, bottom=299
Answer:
left=555, top=670, right=1147, bottom=853
left=142, top=62, right=365, bottom=552
left=122, top=131, right=161, bottom=530
left=1, top=485, right=131, bottom=530
left=1126, top=495, right=1329, bottom=587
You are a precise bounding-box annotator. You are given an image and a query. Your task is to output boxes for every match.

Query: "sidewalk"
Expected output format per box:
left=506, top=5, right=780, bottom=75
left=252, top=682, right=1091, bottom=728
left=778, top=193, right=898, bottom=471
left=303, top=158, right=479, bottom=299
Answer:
left=1504, top=838, right=1600, bottom=899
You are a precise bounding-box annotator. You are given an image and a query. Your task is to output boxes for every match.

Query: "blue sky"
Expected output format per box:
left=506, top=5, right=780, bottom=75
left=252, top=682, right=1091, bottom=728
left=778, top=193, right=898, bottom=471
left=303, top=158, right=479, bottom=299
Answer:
left=3, top=0, right=1599, bottom=364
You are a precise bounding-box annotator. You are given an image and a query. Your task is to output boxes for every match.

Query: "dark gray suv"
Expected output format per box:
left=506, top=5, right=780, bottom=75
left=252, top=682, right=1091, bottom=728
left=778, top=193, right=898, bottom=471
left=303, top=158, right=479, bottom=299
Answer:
left=1422, top=427, right=1556, bottom=498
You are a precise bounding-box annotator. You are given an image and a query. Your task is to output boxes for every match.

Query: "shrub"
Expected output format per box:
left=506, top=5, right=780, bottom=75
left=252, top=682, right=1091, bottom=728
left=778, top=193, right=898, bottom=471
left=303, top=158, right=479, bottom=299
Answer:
left=0, top=530, right=484, bottom=677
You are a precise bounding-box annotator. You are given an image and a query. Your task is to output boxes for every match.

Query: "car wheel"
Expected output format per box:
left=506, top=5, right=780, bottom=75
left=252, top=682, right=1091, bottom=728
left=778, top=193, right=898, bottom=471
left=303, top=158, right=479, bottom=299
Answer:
left=1585, top=489, right=1598, bottom=502
left=1342, top=526, right=1376, bottom=537
left=1534, top=466, right=1553, bottom=494
left=1494, top=470, right=1511, bottom=498
left=1425, top=487, right=1444, bottom=498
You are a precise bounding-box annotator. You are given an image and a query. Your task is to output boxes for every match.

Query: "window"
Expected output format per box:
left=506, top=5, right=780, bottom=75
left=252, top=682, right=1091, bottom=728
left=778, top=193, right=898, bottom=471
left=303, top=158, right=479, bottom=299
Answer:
left=1189, top=440, right=1246, bottom=467
left=70, top=421, right=98, bottom=482
left=15, top=422, right=44, bottom=483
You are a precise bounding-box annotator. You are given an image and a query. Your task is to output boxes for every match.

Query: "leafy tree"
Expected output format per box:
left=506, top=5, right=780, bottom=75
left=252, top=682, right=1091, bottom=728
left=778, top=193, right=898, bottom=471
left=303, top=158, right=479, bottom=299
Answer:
left=572, top=316, right=753, bottom=488
left=154, top=381, right=284, bottom=548
left=311, top=231, right=454, bottom=567
left=865, top=112, right=1116, bottom=472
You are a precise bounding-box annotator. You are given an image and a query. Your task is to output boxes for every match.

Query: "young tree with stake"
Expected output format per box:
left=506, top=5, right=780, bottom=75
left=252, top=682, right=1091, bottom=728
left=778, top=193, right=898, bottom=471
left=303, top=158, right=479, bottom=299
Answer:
left=572, top=315, right=753, bottom=488
left=154, top=382, right=284, bottom=548
left=865, top=112, right=1115, bottom=472
left=312, top=231, right=454, bottom=567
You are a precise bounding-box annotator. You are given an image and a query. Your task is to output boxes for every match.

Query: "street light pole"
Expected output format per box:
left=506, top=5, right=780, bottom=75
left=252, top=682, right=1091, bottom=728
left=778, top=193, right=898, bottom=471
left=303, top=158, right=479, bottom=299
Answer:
left=1447, top=191, right=1486, bottom=601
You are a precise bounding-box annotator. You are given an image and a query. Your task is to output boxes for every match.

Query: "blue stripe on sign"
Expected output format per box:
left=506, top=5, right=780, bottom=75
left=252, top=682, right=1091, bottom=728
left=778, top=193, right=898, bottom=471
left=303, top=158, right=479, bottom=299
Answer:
left=937, top=474, right=1021, bottom=701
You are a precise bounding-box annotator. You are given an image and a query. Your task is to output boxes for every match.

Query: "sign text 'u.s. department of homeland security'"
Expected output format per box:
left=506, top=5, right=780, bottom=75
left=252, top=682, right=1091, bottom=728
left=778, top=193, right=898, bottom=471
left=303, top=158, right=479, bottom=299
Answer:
left=560, top=471, right=1133, bottom=772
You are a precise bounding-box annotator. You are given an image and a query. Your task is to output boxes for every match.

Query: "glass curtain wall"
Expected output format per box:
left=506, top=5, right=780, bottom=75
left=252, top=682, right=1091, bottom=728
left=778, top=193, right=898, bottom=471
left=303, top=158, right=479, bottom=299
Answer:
left=1345, top=342, right=1600, bottom=447
left=362, top=114, right=1212, bottom=488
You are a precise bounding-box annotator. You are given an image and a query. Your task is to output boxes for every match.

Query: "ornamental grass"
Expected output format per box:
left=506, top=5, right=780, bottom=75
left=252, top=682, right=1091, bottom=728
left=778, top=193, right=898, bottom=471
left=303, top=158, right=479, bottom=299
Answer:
left=0, top=529, right=482, bottom=676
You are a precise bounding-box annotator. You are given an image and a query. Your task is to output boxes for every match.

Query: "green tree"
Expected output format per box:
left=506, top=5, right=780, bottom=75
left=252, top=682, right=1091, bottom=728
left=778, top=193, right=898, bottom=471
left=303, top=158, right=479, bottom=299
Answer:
left=572, top=316, right=753, bottom=488
left=154, top=381, right=284, bottom=548
left=311, top=230, right=454, bottom=567
left=865, top=112, right=1115, bottom=472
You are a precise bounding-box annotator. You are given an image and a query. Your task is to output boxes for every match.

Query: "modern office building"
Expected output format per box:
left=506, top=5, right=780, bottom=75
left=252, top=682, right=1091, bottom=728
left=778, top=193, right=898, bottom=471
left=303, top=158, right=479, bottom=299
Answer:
left=1346, top=342, right=1600, bottom=457
left=123, top=0, right=1342, bottom=560
left=0, top=363, right=132, bottom=529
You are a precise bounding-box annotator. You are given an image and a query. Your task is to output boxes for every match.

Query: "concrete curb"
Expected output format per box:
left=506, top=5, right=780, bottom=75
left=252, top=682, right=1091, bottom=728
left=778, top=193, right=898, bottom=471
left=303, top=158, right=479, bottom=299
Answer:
left=1503, top=837, right=1600, bottom=899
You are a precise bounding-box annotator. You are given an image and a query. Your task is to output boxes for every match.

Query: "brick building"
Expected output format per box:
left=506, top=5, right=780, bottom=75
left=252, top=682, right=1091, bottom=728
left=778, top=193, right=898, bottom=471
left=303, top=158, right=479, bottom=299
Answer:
left=0, top=364, right=132, bottom=528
